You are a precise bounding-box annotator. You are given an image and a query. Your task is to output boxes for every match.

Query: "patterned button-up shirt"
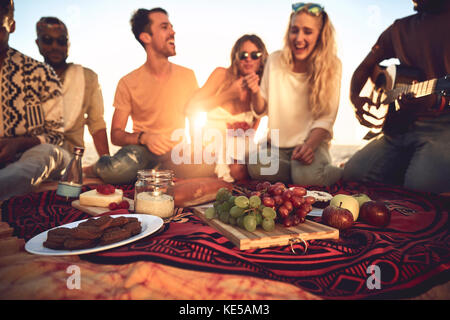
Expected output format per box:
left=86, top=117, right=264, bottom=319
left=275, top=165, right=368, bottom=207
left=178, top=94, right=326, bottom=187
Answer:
left=0, top=47, right=64, bottom=145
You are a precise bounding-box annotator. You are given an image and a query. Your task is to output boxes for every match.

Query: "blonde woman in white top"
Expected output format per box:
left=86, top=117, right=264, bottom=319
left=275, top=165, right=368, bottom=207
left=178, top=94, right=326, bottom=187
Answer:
left=187, top=34, right=268, bottom=182
left=249, top=2, right=343, bottom=186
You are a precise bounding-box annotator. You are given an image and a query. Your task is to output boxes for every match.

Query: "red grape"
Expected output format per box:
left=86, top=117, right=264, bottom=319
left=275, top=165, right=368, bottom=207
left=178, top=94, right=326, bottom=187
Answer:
left=261, top=182, right=271, bottom=189
left=278, top=206, right=290, bottom=219
left=273, top=187, right=283, bottom=196
left=292, top=214, right=301, bottom=226
left=283, top=200, right=293, bottom=212
left=292, top=187, right=307, bottom=197
left=282, top=216, right=293, bottom=227
left=295, top=208, right=308, bottom=219
left=262, top=197, right=275, bottom=207
left=273, top=195, right=284, bottom=206
left=282, top=190, right=293, bottom=201
left=305, top=196, right=316, bottom=205
left=291, top=196, right=303, bottom=208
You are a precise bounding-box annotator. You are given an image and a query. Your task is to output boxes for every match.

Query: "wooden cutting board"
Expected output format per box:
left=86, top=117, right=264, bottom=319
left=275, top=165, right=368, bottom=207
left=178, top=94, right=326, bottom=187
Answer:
left=72, top=198, right=134, bottom=216
left=192, top=204, right=339, bottom=251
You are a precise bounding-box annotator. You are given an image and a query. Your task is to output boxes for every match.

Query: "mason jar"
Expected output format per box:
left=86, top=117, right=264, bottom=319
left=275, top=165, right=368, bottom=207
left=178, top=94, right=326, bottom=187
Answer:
left=134, top=169, right=175, bottom=218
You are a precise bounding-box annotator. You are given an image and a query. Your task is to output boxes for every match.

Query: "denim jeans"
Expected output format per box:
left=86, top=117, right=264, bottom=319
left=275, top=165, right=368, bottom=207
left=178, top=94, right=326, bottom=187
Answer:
left=247, top=142, right=343, bottom=187
left=0, top=144, right=70, bottom=200
left=93, top=145, right=216, bottom=184
left=343, top=113, right=450, bottom=194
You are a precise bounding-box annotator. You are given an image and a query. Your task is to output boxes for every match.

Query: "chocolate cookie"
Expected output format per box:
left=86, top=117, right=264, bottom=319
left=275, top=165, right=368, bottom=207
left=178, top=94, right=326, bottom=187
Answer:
left=109, top=216, right=130, bottom=228
left=64, top=238, right=97, bottom=250
left=70, top=225, right=103, bottom=240
left=122, top=221, right=142, bottom=236
left=44, top=227, right=72, bottom=249
left=79, top=216, right=114, bottom=231
left=99, top=227, right=131, bottom=246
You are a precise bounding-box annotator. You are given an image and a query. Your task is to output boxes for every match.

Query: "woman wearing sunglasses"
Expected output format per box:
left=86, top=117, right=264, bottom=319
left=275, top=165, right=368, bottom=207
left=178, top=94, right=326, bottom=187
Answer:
left=248, top=2, right=343, bottom=186
left=186, top=34, right=268, bottom=182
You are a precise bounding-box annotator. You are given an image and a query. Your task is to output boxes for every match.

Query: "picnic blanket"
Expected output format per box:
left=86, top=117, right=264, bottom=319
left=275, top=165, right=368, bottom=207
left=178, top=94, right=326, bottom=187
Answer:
left=1, top=181, right=449, bottom=300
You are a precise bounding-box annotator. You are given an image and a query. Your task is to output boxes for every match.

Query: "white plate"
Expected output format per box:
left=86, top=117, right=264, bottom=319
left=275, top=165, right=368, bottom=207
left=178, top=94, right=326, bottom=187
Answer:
left=25, top=214, right=163, bottom=256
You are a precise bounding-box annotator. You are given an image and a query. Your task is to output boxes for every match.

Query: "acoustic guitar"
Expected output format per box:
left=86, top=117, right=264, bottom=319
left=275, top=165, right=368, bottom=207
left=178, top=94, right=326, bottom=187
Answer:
left=358, top=64, right=450, bottom=140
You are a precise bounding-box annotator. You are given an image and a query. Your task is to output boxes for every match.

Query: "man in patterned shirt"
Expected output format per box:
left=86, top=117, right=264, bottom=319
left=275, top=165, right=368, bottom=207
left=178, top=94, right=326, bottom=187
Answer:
left=0, top=0, right=70, bottom=200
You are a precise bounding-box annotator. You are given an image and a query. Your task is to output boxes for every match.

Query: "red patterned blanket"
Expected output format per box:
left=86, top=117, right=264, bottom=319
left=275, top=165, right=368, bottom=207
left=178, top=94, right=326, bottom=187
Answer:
left=2, top=181, right=449, bottom=299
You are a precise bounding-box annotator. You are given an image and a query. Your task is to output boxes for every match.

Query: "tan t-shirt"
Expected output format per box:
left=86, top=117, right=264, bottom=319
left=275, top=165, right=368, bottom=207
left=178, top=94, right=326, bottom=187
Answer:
left=63, top=64, right=107, bottom=153
left=113, top=63, right=198, bottom=137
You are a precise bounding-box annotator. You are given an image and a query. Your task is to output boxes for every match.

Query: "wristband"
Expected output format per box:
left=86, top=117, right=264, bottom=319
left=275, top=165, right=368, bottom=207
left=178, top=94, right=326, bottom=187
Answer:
left=137, top=132, right=145, bottom=145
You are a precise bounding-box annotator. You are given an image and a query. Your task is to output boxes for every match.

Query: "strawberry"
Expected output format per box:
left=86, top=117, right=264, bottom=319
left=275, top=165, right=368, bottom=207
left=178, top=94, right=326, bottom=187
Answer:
left=108, top=202, right=119, bottom=210
left=96, top=184, right=115, bottom=195
left=118, top=200, right=130, bottom=210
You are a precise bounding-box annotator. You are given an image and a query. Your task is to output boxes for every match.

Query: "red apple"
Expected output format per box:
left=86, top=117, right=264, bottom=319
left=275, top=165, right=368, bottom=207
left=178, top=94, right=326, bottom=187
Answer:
left=360, top=201, right=391, bottom=227
left=322, top=205, right=354, bottom=230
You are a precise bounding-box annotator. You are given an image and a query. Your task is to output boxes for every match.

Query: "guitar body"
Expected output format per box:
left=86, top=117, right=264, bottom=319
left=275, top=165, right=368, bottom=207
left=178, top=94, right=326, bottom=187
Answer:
left=360, top=64, right=449, bottom=139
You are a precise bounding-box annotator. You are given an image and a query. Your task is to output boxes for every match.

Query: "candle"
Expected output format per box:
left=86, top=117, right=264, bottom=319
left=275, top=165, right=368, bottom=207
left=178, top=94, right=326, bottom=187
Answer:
left=135, top=192, right=175, bottom=218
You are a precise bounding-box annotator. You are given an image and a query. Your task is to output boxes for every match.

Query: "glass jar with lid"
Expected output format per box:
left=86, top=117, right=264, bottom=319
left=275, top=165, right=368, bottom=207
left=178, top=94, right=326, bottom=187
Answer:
left=134, top=170, right=175, bottom=218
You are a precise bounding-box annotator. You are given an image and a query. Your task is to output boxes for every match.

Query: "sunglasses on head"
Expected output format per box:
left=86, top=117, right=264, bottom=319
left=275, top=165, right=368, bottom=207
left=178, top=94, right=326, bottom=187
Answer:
left=39, top=35, right=68, bottom=46
left=292, top=2, right=324, bottom=16
left=239, top=51, right=262, bottom=61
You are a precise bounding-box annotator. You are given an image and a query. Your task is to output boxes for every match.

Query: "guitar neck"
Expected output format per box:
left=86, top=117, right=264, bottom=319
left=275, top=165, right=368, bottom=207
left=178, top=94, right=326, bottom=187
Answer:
left=401, top=78, right=437, bottom=98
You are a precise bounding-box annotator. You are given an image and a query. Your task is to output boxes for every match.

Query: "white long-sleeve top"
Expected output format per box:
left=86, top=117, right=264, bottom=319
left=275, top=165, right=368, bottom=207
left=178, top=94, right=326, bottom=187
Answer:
left=257, top=51, right=340, bottom=148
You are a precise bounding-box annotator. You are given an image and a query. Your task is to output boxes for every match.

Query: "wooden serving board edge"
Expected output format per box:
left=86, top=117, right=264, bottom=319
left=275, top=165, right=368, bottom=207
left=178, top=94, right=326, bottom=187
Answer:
left=72, top=197, right=134, bottom=216
left=192, top=206, right=339, bottom=250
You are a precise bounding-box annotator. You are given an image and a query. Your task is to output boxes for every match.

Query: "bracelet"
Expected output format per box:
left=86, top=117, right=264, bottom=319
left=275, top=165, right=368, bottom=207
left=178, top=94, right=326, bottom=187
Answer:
left=137, top=132, right=145, bottom=145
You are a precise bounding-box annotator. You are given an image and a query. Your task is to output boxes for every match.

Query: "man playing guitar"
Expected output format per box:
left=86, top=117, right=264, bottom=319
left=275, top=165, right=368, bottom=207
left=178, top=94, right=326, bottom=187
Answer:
left=343, top=0, right=450, bottom=194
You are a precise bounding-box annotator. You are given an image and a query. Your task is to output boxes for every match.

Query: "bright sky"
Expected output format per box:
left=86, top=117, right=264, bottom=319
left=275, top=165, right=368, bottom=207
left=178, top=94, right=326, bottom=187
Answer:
left=10, top=0, right=415, bottom=146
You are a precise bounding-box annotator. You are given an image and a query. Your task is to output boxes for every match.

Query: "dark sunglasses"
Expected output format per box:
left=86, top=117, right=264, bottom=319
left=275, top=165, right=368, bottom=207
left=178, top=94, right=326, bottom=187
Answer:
left=292, top=2, right=324, bottom=16
left=239, top=51, right=262, bottom=61
left=39, top=35, right=68, bottom=46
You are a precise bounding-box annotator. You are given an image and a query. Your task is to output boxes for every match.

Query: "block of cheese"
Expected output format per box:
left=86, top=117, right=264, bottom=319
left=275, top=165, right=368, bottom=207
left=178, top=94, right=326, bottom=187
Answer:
left=79, top=189, right=123, bottom=208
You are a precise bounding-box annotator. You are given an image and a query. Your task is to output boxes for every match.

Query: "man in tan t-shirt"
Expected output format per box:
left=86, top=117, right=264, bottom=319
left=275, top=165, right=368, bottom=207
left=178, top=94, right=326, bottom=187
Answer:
left=90, top=7, right=215, bottom=184
left=35, top=17, right=110, bottom=157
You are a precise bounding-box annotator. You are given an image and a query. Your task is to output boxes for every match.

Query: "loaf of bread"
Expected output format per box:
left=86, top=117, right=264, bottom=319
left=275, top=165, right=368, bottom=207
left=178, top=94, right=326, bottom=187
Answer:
left=79, top=189, right=123, bottom=208
left=173, top=177, right=233, bottom=207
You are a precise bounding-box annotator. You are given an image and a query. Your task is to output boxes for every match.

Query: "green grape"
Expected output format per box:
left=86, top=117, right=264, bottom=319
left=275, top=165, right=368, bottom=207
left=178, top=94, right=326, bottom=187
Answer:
left=255, top=212, right=263, bottom=226
left=262, top=218, right=275, bottom=232
left=216, top=188, right=231, bottom=202
left=262, top=207, right=277, bottom=220
left=243, top=215, right=257, bottom=232
left=249, top=195, right=262, bottom=208
left=230, top=206, right=245, bottom=218
left=213, top=200, right=221, bottom=209
left=235, top=196, right=250, bottom=209
left=237, top=216, right=245, bottom=229
left=229, top=216, right=237, bottom=226
left=205, top=207, right=216, bottom=219
left=219, top=211, right=230, bottom=224
left=221, top=201, right=233, bottom=213
left=228, top=196, right=236, bottom=206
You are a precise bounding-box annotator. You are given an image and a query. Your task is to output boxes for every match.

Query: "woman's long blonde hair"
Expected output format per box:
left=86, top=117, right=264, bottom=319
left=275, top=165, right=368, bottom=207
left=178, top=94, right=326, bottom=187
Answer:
left=218, top=34, right=268, bottom=94
left=281, top=7, right=341, bottom=119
